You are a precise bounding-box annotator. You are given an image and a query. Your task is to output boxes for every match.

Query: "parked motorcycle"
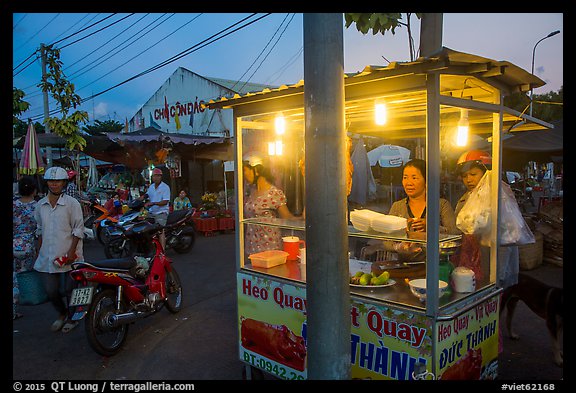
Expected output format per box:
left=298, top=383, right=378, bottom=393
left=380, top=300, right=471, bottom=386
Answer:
left=68, top=220, right=183, bottom=356
left=104, top=206, right=196, bottom=259
left=99, top=198, right=147, bottom=246
left=82, top=194, right=120, bottom=244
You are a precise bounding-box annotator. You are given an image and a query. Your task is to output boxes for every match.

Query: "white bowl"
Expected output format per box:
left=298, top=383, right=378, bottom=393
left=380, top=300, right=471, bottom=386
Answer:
left=408, top=279, right=448, bottom=302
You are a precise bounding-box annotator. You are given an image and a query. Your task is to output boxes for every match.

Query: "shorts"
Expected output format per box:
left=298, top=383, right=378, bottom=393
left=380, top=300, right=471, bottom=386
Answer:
left=149, top=212, right=168, bottom=226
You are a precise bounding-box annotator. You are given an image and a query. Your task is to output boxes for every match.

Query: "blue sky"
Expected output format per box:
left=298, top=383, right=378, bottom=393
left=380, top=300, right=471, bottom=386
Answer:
left=13, top=13, right=563, bottom=126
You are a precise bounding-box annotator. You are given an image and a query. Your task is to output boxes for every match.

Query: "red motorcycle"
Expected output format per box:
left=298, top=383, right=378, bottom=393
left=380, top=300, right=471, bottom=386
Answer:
left=68, top=220, right=183, bottom=356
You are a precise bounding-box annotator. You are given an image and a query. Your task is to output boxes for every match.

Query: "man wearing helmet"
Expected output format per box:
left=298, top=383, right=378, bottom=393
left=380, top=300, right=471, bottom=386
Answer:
left=453, top=150, right=519, bottom=290
left=140, top=167, right=170, bottom=249
left=33, top=166, right=85, bottom=333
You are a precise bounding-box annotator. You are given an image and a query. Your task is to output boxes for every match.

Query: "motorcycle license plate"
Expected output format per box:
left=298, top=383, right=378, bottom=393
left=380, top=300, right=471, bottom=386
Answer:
left=69, top=287, right=94, bottom=306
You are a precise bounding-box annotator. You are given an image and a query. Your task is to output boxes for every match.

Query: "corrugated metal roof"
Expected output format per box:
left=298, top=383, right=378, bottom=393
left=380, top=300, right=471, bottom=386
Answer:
left=204, top=76, right=278, bottom=95
left=208, top=47, right=545, bottom=107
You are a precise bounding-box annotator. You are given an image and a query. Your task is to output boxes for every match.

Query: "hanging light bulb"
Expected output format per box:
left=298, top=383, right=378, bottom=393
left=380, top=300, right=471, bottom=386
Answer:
left=275, top=140, right=283, bottom=155
left=456, top=109, right=469, bottom=147
left=275, top=114, right=286, bottom=135
left=375, top=103, right=387, bottom=125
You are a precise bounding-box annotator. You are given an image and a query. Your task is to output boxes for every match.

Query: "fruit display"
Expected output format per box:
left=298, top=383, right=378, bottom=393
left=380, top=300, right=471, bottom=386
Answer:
left=350, top=270, right=390, bottom=286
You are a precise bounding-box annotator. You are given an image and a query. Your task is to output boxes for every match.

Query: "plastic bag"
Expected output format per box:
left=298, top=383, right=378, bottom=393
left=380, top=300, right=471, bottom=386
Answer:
left=456, top=170, right=535, bottom=247
left=480, top=182, right=535, bottom=247
left=456, top=170, right=492, bottom=236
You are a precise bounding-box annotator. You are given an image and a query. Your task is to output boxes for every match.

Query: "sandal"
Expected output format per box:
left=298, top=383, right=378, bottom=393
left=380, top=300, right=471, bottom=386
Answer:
left=61, top=321, right=79, bottom=333
left=13, top=312, right=24, bottom=320
left=51, top=319, right=65, bottom=332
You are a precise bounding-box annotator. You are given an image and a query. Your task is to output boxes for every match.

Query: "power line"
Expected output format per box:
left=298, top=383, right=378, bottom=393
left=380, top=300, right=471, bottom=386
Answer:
left=237, top=13, right=295, bottom=92
left=76, top=14, right=202, bottom=95
left=13, top=13, right=117, bottom=73
left=26, top=13, right=270, bottom=122
left=58, top=13, right=136, bottom=50
left=230, top=13, right=291, bottom=91
left=13, top=13, right=28, bottom=30
left=13, top=13, right=60, bottom=53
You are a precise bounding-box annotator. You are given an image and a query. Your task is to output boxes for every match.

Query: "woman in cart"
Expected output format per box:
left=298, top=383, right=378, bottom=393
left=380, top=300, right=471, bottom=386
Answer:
left=452, top=150, right=519, bottom=288
left=242, top=155, right=297, bottom=255
left=364, top=158, right=459, bottom=261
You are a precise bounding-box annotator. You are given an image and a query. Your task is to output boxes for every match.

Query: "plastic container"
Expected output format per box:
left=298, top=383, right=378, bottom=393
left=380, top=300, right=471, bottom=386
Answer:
left=249, top=250, right=289, bottom=268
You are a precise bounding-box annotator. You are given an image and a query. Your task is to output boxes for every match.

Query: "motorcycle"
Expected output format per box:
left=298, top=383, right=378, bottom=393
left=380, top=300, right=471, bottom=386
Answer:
left=99, top=198, right=147, bottom=246
left=104, top=206, right=196, bottom=259
left=82, top=194, right=119, bottom=245
left=68, top=220, right=183, bottom=356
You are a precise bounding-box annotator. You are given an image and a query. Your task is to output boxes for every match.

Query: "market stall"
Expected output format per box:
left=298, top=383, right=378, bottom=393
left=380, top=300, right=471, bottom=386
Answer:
left=208, top=47, right=553, bottom=380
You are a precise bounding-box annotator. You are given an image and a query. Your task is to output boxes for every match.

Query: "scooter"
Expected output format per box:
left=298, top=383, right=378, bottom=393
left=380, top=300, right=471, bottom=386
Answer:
left=98, top=198, right=147, bottom=245
left=82, top=195, right=119, bottom=244
left=104, top=206, right=196, bottom=259
left=68, top=220, right=183, bottom=357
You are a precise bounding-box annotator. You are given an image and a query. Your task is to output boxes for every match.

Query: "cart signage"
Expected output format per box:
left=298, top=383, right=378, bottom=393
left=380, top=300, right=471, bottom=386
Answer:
left=349, top=300, right=432, bottom=380
left=435, top=294, right=500, bottom=380
left=238, top=273, right=308, bottom=380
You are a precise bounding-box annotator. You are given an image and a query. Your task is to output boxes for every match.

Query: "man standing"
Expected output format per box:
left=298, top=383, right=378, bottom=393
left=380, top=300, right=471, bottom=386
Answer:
left=34, top=166, right=84, bottom=333
left=143, top=167, right=170, bottom=249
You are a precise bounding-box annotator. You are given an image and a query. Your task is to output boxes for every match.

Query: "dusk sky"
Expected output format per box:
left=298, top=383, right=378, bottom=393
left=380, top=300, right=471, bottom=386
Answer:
left=13, top=13, right=563, bottom=126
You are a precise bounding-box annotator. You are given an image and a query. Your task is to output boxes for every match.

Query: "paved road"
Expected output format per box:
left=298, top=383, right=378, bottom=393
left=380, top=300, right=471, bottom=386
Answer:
left=13, top=231, right=563, bottom=381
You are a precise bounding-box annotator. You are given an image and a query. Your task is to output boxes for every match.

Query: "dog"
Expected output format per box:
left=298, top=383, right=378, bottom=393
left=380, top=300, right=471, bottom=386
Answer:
left=500, top=272, right=563, bottom=367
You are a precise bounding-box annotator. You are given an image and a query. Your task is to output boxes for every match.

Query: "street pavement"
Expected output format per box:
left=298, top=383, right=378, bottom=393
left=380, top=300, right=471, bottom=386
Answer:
left=12, top=228, right=563, bottom=381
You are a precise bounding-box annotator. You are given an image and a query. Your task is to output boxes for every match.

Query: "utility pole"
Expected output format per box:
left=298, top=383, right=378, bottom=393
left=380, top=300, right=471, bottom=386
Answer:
left=303, top=13, right=350, bottom=380
left=40, top=43, right=53, bottom=168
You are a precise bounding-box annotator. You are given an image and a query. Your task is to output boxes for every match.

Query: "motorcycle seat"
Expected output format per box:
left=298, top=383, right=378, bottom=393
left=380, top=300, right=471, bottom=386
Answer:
left=74, top=257, right=137, bottom=271
left=166, top=209, right=191, bottom=226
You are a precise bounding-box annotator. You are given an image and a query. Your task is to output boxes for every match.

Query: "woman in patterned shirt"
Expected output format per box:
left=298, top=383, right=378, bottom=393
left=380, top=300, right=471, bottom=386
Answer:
left=13, top=176, right=38, bottom=320
left=242, top=156, right=296, bottom=255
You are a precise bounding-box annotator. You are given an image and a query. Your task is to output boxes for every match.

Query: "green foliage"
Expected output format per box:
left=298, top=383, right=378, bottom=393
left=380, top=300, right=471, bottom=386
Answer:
left=504, top=86, right=563, bottom=124
left=82, top=119, right=124, bottom=135
left=37, top=45, right=88, bottom=151
left=13, top=119, right=45, bottom=139
left=13, top=88, right=30, bottom=125
left=344, top=13, right=422, bottom=36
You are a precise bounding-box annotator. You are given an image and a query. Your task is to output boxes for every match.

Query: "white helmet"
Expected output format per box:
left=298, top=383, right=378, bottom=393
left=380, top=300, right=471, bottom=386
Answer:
left=243, top=154, right=263, bottom=167
left=44, top=166, right=69, bottom=180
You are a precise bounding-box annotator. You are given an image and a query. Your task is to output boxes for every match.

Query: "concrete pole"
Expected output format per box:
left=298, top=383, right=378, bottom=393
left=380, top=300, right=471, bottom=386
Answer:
left=40, top=44, right=53, bottom=168
left=303, top=13, right=350, bottom=380
left=419, top=13, right=443, bottom=58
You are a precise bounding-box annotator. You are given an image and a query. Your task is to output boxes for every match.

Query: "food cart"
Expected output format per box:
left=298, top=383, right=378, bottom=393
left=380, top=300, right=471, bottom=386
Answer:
left=208, top=47, right=553, bottom=380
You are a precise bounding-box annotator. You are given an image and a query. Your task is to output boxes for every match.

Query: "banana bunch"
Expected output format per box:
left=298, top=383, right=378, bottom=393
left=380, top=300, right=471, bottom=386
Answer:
left=350, top=270, right=390, bottom=286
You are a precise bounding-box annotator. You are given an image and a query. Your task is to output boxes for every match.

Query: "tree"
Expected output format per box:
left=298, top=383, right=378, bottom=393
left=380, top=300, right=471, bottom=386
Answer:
left=38, top=44, right=89, bottom=151
left=504, top=86, right=563, bottom=124
left=344, top=13, right=422, bottom=61
left=13, top=88, right=30, bottom=127
left=82, top=119, right=124, bottom=135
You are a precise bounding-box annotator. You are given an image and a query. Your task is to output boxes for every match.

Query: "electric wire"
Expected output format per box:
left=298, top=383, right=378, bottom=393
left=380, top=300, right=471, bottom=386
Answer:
left=77, top=13, right=202, bottom=95
left=49, top=14, right=91, bottom=43
left=13, top=13, right=28, bottom=30
left=26, top=13, right=270, bottom=122
left=13, top=13, right=60, bottom=54
left=229, top=13, right=291, bottom=91
left=13, top=13, right=116, bottom=73
left=237, top=13, right=295, bottom=92
left=25, top=14, right=174, bottom=106
left=58, top=13, right=136, bottom=50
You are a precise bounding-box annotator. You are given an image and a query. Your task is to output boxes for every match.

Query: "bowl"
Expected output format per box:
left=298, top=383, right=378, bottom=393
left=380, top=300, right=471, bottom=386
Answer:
left=408, top=279, right=448, bottom=302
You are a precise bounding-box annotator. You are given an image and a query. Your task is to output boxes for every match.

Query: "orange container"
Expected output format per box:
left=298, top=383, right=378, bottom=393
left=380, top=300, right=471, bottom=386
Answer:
left=249, top=250, right=289, bottom=268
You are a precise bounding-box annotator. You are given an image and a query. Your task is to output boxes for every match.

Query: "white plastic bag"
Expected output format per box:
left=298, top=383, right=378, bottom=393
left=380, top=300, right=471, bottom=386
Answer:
left=456, top=170, right=492, bottom=236
left=456, top=170, right=535, bottom=247
left=481, top=182, right=535, bottom=246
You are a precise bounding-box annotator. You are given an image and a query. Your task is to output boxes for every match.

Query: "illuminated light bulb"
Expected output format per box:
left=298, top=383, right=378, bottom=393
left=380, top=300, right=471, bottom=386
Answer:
left=456, top=109, right=469, bottom=147
left=375, top=103, right=387, bottom=125
left=268, top=142, right=276, bottom=156
left=275, top=140, right=283, bottom=155
left=275, top=115, right=286, bottom=135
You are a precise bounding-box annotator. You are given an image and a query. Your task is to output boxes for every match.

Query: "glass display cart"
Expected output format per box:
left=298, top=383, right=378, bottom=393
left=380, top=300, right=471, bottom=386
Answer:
left=208, top=47, right=553, bottom=380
